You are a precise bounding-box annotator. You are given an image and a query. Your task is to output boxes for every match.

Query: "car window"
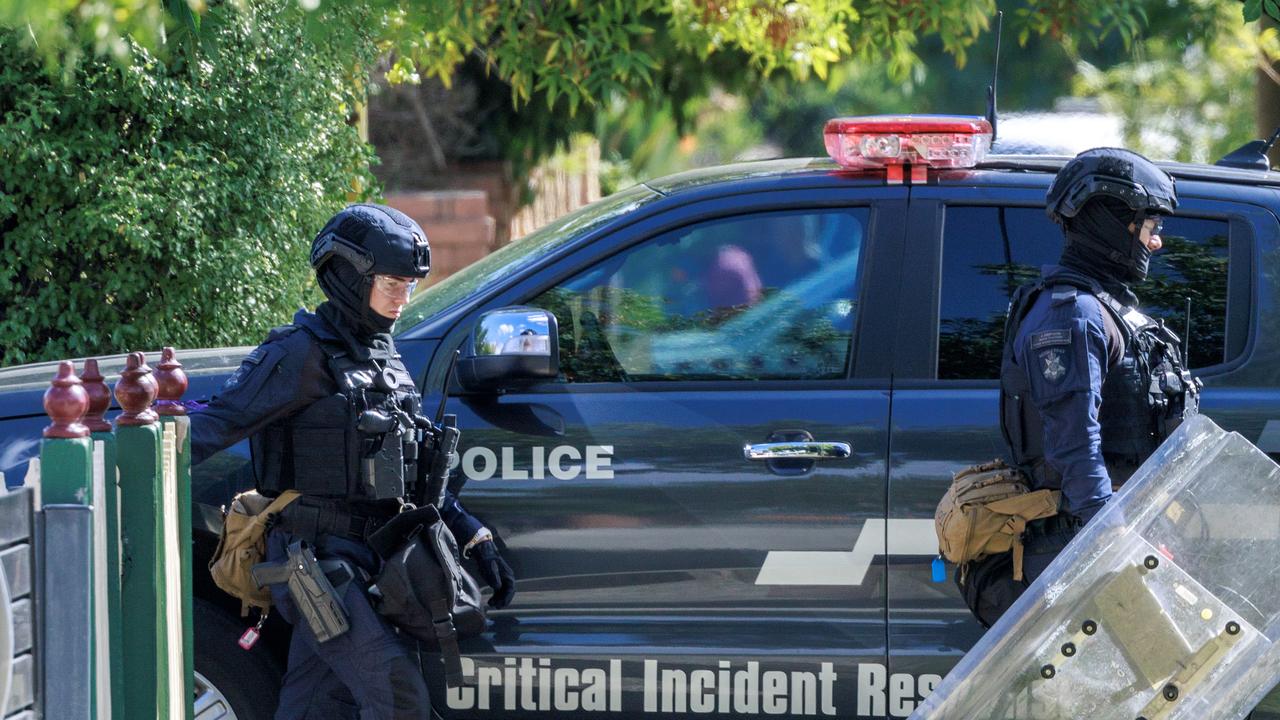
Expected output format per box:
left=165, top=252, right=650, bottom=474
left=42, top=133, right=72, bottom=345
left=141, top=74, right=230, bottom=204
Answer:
left=530, top=208, right=870, bottom=382
left=938, top=206, right=1233, bottom=379
left=396, top=184, right=658, bottom=331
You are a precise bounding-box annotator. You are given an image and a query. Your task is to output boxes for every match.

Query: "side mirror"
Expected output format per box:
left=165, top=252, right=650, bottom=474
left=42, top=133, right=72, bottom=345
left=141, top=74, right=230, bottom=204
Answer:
left=457, top=307, right=560, bottom=392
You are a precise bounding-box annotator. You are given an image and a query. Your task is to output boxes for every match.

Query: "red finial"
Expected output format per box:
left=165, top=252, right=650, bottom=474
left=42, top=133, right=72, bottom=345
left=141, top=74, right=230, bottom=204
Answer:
left=155, top=347, right=189, bottom=416
left=44, top=361, right=90, bottom=439
left=114, top=352, right=159, bottom=427
left=79, top=358, right=113, bottom=433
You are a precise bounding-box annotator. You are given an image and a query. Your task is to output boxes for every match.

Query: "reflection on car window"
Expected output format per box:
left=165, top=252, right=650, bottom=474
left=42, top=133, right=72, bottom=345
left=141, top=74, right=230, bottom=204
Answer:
left=396, top=184, right=657, bottom=331
left=938, top=206, right=1232, bottom=380
left=531, top=209, right=869, bottom=382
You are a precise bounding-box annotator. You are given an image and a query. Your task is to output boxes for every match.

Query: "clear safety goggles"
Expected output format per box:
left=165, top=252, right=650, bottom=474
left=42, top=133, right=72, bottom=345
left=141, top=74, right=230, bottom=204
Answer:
left=372, top=274, right=418, bottom=300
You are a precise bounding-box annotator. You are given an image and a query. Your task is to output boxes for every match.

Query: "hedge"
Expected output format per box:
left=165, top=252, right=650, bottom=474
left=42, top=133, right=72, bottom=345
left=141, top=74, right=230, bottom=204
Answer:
left=0, top=0, right=380, bottom=365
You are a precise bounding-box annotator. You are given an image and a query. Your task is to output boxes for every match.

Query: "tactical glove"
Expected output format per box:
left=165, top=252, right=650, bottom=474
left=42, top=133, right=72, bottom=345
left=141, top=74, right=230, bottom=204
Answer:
left=474, top=540, right=516, bottom=609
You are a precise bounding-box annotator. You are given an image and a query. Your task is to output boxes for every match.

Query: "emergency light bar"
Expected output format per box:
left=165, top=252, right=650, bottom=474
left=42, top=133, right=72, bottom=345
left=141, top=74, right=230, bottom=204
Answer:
left=823, top=115, right=993, bottom=183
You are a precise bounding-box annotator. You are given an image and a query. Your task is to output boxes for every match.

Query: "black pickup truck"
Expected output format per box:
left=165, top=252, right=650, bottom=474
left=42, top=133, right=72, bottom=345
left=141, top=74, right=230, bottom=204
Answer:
left=2, top=115, right=1278, bottom=719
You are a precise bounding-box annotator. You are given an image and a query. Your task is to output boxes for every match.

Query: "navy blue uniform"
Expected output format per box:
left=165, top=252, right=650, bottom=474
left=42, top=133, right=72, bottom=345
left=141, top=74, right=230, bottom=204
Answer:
left=1010, top=266, right=1123, bottom=524
left=192, top=308, right=484, bottom=720
left=191, top=308, right=483, bottom=542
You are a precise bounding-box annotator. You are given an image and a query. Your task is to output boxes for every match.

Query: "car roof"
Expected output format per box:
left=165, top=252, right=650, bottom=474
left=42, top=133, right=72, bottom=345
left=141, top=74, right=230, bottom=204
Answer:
left=641, top=155, right=1280, bottom=196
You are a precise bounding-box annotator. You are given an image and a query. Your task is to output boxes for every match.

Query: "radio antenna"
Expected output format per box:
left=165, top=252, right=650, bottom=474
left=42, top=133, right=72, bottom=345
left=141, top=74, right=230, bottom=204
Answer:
left=986, top=10, right=1004, bottom=145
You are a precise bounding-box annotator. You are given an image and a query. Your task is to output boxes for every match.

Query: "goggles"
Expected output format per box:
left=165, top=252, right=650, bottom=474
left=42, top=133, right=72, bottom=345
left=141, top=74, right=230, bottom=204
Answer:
left=373, top=274, right=418, bottom=300
left=1146, top=215, right=1164, bottom=234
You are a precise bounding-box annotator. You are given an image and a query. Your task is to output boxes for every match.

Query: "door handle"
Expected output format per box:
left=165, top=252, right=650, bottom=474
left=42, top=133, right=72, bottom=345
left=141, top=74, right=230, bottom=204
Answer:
left=743, top=441, right=852, bottom=461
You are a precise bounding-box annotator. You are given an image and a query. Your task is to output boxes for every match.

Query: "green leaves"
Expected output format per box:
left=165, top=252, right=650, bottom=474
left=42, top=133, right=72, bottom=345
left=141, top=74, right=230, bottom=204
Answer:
left=1243, top=0, right=1280, bottom=22
left=0, top=1, right=378, bottom=365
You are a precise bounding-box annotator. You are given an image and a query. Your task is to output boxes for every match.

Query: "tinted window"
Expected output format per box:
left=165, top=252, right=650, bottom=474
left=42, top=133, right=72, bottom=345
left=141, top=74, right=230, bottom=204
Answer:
left=939, top=206, right=1232, bottom=379
left=530, top=209, right=869, bottom=382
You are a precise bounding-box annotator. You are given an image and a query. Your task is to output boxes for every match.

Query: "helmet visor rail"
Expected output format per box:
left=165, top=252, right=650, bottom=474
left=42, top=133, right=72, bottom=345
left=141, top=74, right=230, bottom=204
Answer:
left=311, top=232, right=376, bottom=275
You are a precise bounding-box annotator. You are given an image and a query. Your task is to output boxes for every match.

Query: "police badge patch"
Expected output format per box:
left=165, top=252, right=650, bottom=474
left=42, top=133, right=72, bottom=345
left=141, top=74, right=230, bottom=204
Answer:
left=1030, top=329, right=1072, bottom=384
left=1039, top=348, right=1067, bottom=383
left=222, top=346, right=267, bottom=391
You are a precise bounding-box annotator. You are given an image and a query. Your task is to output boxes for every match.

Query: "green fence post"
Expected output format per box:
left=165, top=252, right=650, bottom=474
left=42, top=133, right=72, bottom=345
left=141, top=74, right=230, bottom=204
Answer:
left=114, top=351, right=171, bottom=719
left=40, top=360, right=94, bottom=719
left=82, top=358, right=124, bottom=720
left=156, top=347, right=194, bottom=720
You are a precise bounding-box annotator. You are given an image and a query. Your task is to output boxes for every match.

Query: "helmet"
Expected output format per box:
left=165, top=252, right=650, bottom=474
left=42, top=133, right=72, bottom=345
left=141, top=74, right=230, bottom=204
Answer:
left=1046, top=148, right=1177, bottom=225
left=310, top=203, right=430, bottom=279
left=1046, top=148, right=1177, bottom=284
left=309, top=204, right=431, bottom=335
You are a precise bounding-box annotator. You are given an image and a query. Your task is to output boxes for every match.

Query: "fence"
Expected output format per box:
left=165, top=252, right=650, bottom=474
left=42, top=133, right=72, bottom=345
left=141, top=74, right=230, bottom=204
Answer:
left=0, top=349, right=194, bottom=720
left=509, top=139, right=601, bottom=240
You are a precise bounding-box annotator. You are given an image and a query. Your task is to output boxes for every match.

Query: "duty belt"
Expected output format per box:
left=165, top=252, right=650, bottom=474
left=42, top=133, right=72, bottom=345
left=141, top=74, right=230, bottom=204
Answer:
left=276, top=496, right=390, bottom=544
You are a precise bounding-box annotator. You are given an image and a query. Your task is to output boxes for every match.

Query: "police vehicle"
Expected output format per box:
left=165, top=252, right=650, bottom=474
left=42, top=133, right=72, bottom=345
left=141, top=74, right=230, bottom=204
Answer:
left=1, top=116, right=1279, bottom=719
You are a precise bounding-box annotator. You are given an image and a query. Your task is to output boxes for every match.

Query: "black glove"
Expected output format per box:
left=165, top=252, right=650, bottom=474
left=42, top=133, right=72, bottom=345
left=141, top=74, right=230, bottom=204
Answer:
left=474, top=540, right=516, bottom=609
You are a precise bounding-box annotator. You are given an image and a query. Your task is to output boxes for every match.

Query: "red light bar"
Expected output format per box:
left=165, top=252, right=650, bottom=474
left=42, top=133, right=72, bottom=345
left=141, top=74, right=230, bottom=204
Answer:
left=824, top=115, right=993, bottom=177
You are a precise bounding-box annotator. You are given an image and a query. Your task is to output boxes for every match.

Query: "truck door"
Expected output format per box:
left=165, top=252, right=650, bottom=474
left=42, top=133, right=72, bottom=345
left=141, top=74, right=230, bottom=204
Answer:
left=885, top=182, right=1258, bottom=718
left=433, top=192, right=906, bottom=719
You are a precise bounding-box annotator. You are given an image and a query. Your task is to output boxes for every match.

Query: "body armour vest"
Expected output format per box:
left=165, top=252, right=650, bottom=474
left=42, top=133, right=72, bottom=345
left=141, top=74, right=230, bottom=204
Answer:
left=999, top=273, right=1201, bottom=489
left=252, top=326, right=424, bottom=501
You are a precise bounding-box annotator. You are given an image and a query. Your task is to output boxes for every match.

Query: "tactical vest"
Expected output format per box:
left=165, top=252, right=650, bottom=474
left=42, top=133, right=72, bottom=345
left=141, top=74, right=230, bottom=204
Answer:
left=999, top=274, right=1200, bottom=490
left=252, top=327, right=423, bottom=501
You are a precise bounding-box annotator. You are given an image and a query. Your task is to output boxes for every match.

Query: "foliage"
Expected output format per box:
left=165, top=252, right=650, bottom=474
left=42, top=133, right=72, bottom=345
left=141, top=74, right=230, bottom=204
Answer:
left=0, top=0, right=380, bottom=365
left=1074, top=0, right=1280, bottom=164
left=598, top=0, right=1129, bottom=184
left=4, top=1, right=1175, bottom=135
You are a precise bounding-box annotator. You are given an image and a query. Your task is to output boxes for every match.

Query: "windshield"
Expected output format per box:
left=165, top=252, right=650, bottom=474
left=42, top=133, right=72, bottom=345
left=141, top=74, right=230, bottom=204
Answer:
left=396, top=184, right=658, bottom=332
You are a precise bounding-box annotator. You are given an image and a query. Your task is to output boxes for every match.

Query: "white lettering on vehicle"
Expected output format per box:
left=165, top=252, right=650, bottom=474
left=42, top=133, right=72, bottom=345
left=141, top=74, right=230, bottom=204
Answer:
left=453, top=445, right=614, bottom=481
left=446, top=658, right=941, bottom=717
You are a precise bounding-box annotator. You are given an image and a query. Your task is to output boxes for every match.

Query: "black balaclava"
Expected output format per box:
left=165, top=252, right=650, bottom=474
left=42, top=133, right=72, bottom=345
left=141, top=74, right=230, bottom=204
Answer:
left=315, top=260, right=395, bottom=361
left=1060, top=196, right=1144, bottom=305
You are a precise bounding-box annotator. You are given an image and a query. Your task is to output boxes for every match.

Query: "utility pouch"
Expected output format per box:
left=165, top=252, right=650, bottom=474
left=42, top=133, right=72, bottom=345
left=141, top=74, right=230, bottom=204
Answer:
left=209, top=489, right=301, bottom=616
left=252, top=540, right=351, bottom=643
left=368, top=505, right=485, bottom=688
left=362, top=429, right=406, bottom=499
left=935, top=458, right=1060, bottom=582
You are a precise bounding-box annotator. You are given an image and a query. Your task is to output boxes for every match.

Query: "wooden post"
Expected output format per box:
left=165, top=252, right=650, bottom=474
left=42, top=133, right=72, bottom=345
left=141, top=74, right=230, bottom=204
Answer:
left=155, top=347, right=194, bottom=720
left=40, top=360, right=94, bottom=720
left=114, top=351, right=171, bottom=720
left=82, top=358, right=124, bottom=720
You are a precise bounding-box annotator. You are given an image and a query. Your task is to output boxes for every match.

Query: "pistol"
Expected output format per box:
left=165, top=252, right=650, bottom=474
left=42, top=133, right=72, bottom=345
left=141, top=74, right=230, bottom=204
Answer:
left=252, top=541, right=350, bottom=643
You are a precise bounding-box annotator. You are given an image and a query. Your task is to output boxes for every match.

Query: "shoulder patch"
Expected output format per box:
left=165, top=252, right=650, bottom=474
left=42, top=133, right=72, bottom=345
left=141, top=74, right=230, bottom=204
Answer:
left=221, top=344, right=281, bottom=394
left=1037, top=347, right=1069, bottom=384
left=1030, top=329, right=1072, bottom=350
left=1050, top=286, right=1078, bottom=305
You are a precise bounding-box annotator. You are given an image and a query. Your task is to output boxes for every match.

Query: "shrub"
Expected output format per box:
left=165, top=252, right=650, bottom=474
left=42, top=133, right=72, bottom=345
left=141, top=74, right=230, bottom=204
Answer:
left=0, top=1, right=380, bottom=365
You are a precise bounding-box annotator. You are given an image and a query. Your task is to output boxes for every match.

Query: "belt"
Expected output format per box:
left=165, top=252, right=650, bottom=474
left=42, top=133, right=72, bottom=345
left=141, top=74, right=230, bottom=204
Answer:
left=277, top=497, right=390, bottom=544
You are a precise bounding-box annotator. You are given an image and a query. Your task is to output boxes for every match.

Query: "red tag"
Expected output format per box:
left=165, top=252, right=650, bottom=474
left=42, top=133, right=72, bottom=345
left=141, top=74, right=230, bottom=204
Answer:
left=238, top=626, right=260, bottom=650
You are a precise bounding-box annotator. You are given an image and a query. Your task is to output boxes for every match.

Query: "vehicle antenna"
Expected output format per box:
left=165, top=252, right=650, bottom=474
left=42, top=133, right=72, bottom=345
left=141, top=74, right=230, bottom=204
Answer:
left=1184, top=296, right=1192, bottom=367
left=1214, top=124, right=1280, bottom=170
left=436, top=349, right=460, bottom=425
left=986, top=10, right=1004, bottom=145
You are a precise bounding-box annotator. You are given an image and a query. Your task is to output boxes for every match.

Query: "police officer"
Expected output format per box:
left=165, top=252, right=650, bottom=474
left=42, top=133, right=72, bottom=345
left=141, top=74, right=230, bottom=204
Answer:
left=995, top=148, right=1200, bottom=600
left=191, top=203, right=516, bottom=719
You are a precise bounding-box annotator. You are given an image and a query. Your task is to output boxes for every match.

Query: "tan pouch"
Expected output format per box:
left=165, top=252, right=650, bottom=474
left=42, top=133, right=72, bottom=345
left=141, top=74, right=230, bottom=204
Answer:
left=934, top=459, right=1060, bottom=581
left=209, top=489, right=301, bottom=616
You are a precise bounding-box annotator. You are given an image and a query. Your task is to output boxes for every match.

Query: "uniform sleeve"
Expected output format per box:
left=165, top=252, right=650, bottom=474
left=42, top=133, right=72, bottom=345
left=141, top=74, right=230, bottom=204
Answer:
left=440, top=491, right=486, bottom=545
left=189, top=336, right=323, bottom=466
left=1017, top=304, right=1113, bottom=522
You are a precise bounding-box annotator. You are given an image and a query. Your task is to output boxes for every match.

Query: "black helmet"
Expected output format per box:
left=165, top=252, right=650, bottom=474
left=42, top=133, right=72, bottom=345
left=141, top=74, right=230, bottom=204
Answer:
left=309, top=204, right=431, bottom=336
left=310, top=203, right=430, bottom=279
left=1046, top=148, right=1176, bottom=224
left=1047, top=148, right=1177, bottom=283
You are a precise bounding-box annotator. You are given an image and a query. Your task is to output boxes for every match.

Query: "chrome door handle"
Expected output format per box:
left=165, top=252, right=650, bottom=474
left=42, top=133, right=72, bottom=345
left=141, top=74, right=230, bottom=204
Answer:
left=743, top=441, right=852, bottom=461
